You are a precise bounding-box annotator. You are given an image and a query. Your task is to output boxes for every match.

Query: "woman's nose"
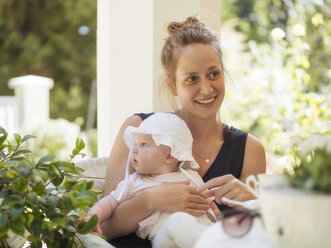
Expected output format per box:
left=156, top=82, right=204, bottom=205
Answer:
left=200, top=80, right=213, bottom=95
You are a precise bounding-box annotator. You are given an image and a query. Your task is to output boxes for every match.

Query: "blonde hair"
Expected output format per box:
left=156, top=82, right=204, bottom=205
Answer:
left=161, top=16, right=224, bottom=82
left=160, top=16, right=225, bottom=110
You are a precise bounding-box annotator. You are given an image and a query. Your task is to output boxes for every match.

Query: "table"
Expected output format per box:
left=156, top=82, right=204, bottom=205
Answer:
left=194, top=219, right=271, bottom=248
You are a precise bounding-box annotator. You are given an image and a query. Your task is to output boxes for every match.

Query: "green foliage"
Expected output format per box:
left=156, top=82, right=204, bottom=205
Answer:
left=0, top=0, right=96, bottom=126
left=0, top=126, right=99, bottom=247
left=283, top=135, right=331, bottom=193
left=222, top=0, right=331, bottom=93
left=221, top=0, right=331, bottom=161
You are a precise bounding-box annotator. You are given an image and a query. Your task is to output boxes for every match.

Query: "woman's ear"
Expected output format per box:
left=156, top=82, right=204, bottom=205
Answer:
left=166, top=77, right=177, bottom=96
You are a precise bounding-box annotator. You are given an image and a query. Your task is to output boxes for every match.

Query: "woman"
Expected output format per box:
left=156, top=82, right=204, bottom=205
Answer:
left=101, top=16, right=266, bottom=247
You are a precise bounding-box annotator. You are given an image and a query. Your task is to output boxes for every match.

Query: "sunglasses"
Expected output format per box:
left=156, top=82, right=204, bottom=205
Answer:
left=220, top=208, right=261, bottom=237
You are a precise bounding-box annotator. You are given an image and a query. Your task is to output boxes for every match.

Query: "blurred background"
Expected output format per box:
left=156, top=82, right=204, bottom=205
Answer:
left=0, top=0, right=330, bottom=170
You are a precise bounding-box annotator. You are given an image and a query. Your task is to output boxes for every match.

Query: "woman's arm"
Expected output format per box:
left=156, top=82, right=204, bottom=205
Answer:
left=101, top=180, right=210, bottom=238
left=240, top=134, right=266, bottom=181
left=199, top=134, right=266, bottom=205
left=104, top=115, right=142, bottom=196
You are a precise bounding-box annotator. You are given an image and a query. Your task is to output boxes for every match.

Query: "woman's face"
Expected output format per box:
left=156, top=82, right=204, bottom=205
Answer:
left=172, top=43, right=225, bottom=119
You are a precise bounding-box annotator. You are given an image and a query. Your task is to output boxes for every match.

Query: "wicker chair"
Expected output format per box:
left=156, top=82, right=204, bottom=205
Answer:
left=76, top=156, right=109, bottom=191
left=74, top=157, right=115, bottom=248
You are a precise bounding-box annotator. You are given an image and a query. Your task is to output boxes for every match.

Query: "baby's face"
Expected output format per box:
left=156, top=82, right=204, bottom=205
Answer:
left=131, top=133, right=170, bottom=175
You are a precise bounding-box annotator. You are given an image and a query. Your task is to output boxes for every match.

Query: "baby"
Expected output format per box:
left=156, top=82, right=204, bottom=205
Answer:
left=82, top=112, right=217, bottom=248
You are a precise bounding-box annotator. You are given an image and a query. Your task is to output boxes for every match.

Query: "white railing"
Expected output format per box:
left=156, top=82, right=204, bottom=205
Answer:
left=0, top=75, right=53, bottom=133
left=0, top=96, right=16, bottom=133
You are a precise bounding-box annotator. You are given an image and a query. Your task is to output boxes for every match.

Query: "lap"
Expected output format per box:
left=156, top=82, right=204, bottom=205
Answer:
left=109, top=232, right=152, bottom=248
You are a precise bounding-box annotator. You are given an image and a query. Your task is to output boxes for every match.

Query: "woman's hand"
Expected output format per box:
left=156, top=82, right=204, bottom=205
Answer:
left=199, top=175, right=256, bottom=207
left=148, top=180, right=210, bottom=216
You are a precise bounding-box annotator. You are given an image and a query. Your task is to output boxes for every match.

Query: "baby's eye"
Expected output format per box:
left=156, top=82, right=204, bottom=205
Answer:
left=141, top=142, right=148, bottom=147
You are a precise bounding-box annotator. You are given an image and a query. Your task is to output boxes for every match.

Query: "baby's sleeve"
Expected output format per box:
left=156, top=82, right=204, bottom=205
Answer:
left=110, top=173, right=137, bottom=202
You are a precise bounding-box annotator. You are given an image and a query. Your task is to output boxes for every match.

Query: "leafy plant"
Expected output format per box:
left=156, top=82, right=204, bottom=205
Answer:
left=0, top=126, right=99, bottom=247
left=284, top=134, right=331, bottom=193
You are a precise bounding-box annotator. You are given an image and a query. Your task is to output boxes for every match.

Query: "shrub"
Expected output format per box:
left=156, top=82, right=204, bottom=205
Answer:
left=0, top=126, right=99, bottom=247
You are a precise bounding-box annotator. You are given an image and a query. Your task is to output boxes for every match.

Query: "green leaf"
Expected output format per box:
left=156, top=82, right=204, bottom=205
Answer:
left=30, top=220, right=42, bottom=237
left=32, top=184, right=46, bottom=196
left=13, top=133, right=22, bottom=145
left=52, top=175, right=64, bottom=186
left=21, top=134, right=35, bottom=143
left=64, top=177, right=78, bottom=190
left=46, top=195, right=60, bottom=208
left=26, top=213, right=34, bottom=226
left=52, top=217, right=66, bottom=228
left=15, top=149, right=32, bottom=155
left=7, top=140, right=14, bottom=152
left=50, top=164, right=61, bottom=177
left=60, top=195, right=72, bottom=210
left=0, top=151, right=5, bottom=159
left=9, top=206, right=24, bottom=218
left=9, top=219, right=25, bottom=236
left=75, top=180, right=94, bottom=191
left=26, top=192, right=38, bottom=205
left=0, top=226, right=9, bottom=239
left=0, top=126, right=5, bottom=132
left=10, top=175, right=27, bottom=192
left=42, top=220, right=56, bottom=230
left=0, top=130, right=8, bottom=146
left=33, top=169, right=49, bottom=181
left=77, top=190, right=98, bottom=203
left=17, top=165, right=32, bottom=178
left=71, top=148, right=79, bottom=157
left=75, top=138, right=85, bottom=151
left=0, top=161, right=5, bottom=169
left=69, top=193, right=79, bottom=207
left=55, top=161, right=77, bottom=174
left=0, top=213, right=8, bottom=228
left=41, top=225, right=54, bottom=242
left=38, top=155, right=55, bottom=164
left=1, top=194, right=24, bottom=207
left=77, top=214, right=98, bottom=234
left=7, top=170, right=18, bottom=178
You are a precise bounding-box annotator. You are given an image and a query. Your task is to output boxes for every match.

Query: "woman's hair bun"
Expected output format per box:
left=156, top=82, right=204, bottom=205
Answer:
left=167, top=16, right=205, bottom=35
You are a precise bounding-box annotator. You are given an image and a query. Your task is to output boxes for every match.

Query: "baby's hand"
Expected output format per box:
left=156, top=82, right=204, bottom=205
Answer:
left=78, top=215, right=103, bottom=235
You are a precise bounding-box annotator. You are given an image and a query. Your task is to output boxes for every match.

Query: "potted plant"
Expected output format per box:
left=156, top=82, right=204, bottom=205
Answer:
left=0, top=126, right=99, bottom=247
left=260, top=134, right=331, bottom=248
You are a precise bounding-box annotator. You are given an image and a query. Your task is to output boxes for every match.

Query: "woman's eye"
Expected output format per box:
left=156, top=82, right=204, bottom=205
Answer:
left=187, top=76, right=199, bottom=83
left=209, top=71, right=220, bottom=78
left=141, top=143, right=148, bottom=147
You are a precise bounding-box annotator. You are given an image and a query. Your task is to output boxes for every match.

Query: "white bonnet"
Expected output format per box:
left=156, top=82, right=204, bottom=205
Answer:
left=123, top=112, right=199, bottom=170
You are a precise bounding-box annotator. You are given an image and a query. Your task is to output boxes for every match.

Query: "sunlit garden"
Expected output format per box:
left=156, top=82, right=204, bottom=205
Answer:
left=0, top=0, right=330, bottom=247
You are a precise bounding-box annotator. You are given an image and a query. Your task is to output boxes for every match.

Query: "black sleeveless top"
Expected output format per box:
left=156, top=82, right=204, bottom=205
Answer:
left=109, top=112, right=248, bottom=248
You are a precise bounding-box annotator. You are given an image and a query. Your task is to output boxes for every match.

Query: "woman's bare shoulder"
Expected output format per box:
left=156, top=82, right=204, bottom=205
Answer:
left=122, top=114, right=143, bottom=128
left=240, top=134, right=266, bottom=181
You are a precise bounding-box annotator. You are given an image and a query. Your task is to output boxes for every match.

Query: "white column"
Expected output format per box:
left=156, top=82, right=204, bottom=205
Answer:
left=97, top=0, right=220, bottom=157
left=8, top=75, right=54, bottom=131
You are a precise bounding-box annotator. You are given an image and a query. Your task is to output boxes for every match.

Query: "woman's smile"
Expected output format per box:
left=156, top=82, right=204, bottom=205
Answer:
left=195, top=96, right=217, bottom=105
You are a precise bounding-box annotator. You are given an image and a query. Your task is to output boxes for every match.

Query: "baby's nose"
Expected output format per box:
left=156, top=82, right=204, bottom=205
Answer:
left=132, top=146, right=138, bottom=154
